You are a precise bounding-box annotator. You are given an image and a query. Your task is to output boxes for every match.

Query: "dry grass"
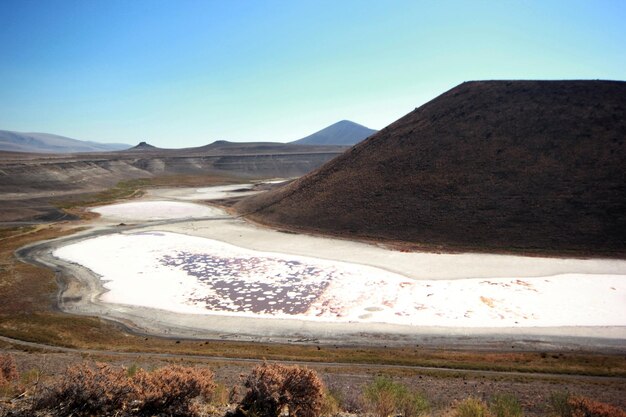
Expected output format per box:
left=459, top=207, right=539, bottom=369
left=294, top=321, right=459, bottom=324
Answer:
left=568, top=395, right=626, bottom=417
left=454, top=397, right=491, bottom=417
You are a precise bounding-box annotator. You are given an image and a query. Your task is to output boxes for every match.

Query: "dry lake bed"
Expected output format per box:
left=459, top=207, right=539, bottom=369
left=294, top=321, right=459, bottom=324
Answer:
left=24, top=183, right=626, bottom=348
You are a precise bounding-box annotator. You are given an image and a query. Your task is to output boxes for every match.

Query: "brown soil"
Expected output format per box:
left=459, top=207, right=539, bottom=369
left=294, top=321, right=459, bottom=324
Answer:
left=236, top=80, right=626, bottom=257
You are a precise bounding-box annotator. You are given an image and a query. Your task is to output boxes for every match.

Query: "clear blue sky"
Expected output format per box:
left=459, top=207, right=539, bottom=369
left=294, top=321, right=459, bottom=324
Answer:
left=1, top=0, right=624, bottom=147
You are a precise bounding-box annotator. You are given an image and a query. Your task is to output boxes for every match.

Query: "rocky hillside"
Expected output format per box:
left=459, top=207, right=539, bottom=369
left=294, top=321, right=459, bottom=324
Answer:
left=237, top=80, right=626, bottom=256
left=0, top=143, right=345, bottom=222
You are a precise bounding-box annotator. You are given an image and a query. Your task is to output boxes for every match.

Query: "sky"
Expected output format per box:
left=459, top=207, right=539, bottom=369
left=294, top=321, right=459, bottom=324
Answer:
left=0, top=1, right=625, bottom=147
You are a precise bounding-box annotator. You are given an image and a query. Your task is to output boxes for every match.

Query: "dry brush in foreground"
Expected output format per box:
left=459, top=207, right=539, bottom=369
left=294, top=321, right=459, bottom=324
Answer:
left=1, top=354, right=626, bottom=417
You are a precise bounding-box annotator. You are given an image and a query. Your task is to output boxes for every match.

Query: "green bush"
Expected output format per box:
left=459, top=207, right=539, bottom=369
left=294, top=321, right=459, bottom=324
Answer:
left=362, top=377, right=429, bottom=417
left=490, top=394, right=523, bottom=417
left=319, top=387, right=341, bottom=417
left=400, top=390, right=430, bottom=417
left=548, top=391, right=572, bottom=417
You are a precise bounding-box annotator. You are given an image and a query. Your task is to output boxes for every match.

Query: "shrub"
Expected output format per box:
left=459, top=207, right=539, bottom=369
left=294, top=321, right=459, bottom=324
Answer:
left=34, top=362, right=133, bottom=416
left=549, top=391, right=572, bottom=417
left=400, top=391, right=430, bottom=417
left=235, top=362, right=325, bottom=417
left=568, top=395, right=626, bottom=417
left=362, top=377, right=429, bottom=417
left=238, top=362, right=285, bottom=417
left=127, top=363, right=139, bottom=377
left=281, top=365, right=325, bottom=417
left=549, top=392, right=626, bottom=417
left=210, top=382, right=231, bottom=406
left=32, top=361, right=215, bottom=417
left=0, top=354, right=18, bottom=386
left=133, top=365, right=215, bottom=416
left=319, top=387, right=341, bottom=417
left=490, top=394, right=523, bottom=417
left=456, top=397, right=490, bottom=417
left=363, top=377, right=398, bottom=417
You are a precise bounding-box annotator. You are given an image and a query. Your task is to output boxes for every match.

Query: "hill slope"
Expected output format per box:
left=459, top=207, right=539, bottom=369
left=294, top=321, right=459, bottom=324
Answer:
left=0, top=130, right=131, bottom=153
left=291, top=120, right=377, bottom=145
left=237, top=80, right=626, bottom=255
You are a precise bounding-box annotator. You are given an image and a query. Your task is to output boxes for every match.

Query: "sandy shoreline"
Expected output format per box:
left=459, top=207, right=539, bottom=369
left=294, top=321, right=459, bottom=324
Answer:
left=16, top=186, right=626, bottom=350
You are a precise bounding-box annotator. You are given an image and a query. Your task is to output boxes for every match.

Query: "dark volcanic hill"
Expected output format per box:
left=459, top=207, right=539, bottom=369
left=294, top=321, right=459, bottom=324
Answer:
left=126, top=141, right=159, bottom=151
left=291, top=120, right=377, bottom=145
left=0, top=130, right=131, bottom=153
left=237, top=80, right=626, bottom=256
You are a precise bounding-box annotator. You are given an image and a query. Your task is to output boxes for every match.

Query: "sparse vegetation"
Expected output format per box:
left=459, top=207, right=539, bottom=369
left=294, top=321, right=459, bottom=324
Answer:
left=54, top=178, right=150, bottom=211
left=55, top=174, right=245, bottom=211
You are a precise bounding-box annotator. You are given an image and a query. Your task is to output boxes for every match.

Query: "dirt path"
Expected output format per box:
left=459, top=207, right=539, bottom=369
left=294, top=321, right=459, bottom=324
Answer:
left=2, top=335, right=624, bottom=384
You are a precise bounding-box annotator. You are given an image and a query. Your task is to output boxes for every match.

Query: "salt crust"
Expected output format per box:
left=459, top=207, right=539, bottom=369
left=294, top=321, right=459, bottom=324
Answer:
left=54, top=231, right=626, bottom=328
left=91, top=201, right=222, bottom=221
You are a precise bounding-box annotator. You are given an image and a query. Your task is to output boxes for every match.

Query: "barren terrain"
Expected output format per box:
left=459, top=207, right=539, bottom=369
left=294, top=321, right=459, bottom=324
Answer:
left=0, top=141, right=344, bottom=223
left=237, top=81, right=626, bottom=256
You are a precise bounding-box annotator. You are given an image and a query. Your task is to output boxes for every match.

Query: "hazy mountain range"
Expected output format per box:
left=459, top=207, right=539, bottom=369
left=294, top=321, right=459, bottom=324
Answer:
left=0, top=130, right=132, bottom=154
left=0, top=120, right=375, bottom=154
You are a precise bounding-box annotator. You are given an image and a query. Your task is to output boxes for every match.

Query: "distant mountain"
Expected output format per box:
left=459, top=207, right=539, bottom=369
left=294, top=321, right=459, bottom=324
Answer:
left=126, top=141, right=160, bottom=151
left=291, top=120, right=377, bottom=145
left=238, top=80, right=626, bottom=256
left=0, top=130, right=131, bottom=153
